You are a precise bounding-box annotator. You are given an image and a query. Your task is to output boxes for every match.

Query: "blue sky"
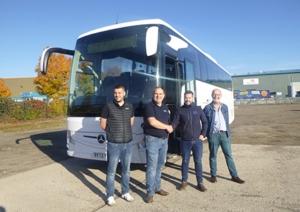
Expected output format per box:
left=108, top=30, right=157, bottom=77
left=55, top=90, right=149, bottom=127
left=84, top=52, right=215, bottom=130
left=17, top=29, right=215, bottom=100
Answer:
left=1, top=0, right=299, bottom=78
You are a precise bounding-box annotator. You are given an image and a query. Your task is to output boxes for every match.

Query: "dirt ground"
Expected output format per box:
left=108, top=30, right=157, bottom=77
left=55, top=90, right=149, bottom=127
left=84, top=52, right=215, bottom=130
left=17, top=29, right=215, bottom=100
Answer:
left=0, top=104, right=299, bottom=180
left=230, top=104, right=300, bottom=146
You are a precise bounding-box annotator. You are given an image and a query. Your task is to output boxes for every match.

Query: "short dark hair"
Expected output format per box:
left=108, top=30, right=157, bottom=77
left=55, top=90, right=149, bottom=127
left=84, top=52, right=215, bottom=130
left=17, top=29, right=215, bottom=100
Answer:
left=114, top=84, right=125, bottom=91
left=184, top=90, right=193, bottom=96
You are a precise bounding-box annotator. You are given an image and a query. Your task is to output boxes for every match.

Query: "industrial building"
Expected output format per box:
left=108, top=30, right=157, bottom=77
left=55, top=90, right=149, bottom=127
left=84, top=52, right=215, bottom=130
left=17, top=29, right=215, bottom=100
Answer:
left=3, top=77, right=36, bottom=98
left=232, top=69, right=300, bottom=98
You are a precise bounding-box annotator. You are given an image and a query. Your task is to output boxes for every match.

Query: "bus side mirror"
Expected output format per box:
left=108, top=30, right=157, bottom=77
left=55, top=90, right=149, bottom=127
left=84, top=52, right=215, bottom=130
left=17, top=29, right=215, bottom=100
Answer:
left=40, top=47, right=74, bottom=74
left=146, top=26, right=158, bottom=59
left=40, top=47, right=52, bottom=74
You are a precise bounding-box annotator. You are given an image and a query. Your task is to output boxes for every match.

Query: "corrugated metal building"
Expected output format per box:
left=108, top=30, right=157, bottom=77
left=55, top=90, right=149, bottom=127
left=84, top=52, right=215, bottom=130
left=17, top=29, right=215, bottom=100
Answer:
left=232, top=69, right=300, bottom=97
left=3, top=77, right=36, bottom=98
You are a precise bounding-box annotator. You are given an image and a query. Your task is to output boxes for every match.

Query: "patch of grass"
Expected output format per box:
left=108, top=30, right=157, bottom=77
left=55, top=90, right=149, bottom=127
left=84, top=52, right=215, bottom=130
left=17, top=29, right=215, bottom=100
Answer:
left=0, top=117, right=66, bottom=133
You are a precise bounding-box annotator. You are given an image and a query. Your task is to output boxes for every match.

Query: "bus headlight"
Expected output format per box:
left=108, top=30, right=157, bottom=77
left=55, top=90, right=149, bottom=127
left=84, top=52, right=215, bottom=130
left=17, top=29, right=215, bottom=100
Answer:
left=67, top=130, right=75, bottom=143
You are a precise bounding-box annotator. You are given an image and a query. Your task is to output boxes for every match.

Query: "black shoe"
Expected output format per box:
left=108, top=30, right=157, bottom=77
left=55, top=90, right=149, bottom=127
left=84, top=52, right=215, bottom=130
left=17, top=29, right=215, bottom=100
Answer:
left=146, top=195, right=153, bottom=203
left=211, top=176, right=217, bottom=183
left=198, top=183, right=207, bottom=192
left=180, top=182, right=188, bottom=190
left=232, top=177, right=245, bottom=184
left=155, top=189, right=169, bottom=196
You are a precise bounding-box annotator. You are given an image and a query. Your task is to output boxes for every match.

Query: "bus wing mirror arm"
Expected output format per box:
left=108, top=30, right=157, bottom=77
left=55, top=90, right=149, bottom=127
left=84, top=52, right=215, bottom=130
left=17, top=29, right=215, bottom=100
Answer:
left=40, top=47, right=74, bottom=74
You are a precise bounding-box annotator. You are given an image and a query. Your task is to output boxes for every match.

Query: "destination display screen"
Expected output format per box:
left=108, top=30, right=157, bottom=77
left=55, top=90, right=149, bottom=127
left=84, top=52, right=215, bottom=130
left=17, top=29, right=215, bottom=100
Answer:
left=87, top=35, right=136, bottom=54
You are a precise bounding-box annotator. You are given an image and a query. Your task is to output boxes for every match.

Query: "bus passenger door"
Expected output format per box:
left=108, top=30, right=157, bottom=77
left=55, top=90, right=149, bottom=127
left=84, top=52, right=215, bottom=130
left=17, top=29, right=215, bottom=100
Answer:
left=164, top=55, right=184, bottom=154
left=164, top=55, right=182, bottom=114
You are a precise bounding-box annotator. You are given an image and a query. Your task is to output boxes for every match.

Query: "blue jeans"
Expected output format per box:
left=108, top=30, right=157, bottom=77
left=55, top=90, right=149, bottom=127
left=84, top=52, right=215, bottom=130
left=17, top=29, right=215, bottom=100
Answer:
left=106, top=141, right=132, bottom=197
left=208, top=132, right=238, bottom=178
left=145, top=135, right=168, bottom=196
left=181, top=139, right=204, bottom=184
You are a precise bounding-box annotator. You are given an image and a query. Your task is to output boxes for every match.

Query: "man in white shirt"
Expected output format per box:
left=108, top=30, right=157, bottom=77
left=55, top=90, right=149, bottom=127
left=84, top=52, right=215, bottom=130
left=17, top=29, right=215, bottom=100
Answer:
left=203, top=89, right=245, bottom=184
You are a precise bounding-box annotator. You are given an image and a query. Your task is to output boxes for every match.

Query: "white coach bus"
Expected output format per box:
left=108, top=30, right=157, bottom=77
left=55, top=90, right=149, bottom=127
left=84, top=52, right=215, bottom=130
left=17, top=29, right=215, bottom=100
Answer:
left=40, top=19, right=233, bottom=163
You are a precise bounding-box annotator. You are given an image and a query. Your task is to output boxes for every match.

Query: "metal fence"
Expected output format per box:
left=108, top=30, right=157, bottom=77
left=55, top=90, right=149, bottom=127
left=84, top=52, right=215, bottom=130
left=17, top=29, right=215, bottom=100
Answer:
left=0, top=98, right=67, bottom=122
left=234, top=97, right=300, bottom=105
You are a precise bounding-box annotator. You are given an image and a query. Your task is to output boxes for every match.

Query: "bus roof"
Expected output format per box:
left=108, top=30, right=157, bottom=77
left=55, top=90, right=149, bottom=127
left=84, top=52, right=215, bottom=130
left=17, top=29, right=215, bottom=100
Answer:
left=78, top=19, right=230, bottom=75
left=78, top=19, right=169, bottom=39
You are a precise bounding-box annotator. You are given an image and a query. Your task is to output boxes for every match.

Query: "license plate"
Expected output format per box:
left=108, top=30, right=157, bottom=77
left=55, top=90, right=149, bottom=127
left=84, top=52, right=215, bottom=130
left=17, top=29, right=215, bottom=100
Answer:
left=93, top=152, right=107, bottom=159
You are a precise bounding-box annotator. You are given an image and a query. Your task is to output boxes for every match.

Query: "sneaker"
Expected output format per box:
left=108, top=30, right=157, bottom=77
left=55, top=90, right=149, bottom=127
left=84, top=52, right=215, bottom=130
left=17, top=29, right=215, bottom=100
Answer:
left=122, top=193, right=134, bottom=202
left=107, top=196, right=116, bottom=206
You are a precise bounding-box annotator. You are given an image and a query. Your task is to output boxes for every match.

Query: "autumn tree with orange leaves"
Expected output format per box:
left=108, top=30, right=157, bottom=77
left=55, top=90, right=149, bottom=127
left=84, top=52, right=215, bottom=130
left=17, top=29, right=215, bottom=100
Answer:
left=0, top=78, right=12, bottom=97
left=34, top=51, right=72, bottom=99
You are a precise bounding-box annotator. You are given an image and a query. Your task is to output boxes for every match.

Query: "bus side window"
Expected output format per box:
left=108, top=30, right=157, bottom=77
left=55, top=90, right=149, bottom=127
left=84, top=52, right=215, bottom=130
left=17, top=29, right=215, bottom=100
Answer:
left=197, top=51, right=208, bottom=82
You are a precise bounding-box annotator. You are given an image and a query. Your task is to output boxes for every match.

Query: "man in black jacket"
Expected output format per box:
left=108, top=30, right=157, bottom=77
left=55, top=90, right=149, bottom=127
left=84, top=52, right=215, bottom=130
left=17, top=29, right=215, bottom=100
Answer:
left=171, top=90, right=208, bottom=192
left=100, top=85, right=134, bottom=206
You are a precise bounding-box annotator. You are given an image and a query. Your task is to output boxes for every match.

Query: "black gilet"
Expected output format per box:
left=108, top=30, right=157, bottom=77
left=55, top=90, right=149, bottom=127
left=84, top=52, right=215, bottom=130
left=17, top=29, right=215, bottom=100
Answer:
left=106, top=101, right=133, bottom=143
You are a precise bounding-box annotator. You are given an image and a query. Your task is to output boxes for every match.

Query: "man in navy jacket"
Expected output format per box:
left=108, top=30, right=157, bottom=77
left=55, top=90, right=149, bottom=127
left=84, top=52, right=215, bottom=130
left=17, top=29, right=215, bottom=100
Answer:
left=171, top=90, right=208, bottom=192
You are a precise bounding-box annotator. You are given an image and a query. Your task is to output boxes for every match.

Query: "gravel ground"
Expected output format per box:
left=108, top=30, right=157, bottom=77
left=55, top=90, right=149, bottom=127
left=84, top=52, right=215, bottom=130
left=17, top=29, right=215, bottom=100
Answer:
left=0, top=104, right=300, bottom=212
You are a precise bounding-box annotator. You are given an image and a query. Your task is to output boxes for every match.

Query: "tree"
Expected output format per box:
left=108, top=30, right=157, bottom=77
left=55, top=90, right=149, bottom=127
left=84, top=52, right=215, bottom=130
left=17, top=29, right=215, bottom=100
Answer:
left=0, top=78, right=12, bottom=97
left=34, top=50, right=72, bottom=99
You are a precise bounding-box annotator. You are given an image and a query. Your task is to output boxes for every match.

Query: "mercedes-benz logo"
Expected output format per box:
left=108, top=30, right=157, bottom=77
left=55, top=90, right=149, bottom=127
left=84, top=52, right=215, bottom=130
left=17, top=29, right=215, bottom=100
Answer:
left=97, top=134, right=106, bottom=144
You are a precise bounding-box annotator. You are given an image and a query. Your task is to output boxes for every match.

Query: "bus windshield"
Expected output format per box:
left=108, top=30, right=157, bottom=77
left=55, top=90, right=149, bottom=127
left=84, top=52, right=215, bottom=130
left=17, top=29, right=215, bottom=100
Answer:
left=68, top=25, right=158, bottom=117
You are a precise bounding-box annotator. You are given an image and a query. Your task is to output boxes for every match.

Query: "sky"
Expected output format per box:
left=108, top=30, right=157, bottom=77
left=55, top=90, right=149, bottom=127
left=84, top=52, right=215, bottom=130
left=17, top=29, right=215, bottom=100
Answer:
left=1, top=0, right=300, bottom=78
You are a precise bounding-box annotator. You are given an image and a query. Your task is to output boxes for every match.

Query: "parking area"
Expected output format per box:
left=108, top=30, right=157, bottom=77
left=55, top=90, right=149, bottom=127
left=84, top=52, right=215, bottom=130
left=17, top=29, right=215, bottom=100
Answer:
left=0, top=104, right=300, bottom=211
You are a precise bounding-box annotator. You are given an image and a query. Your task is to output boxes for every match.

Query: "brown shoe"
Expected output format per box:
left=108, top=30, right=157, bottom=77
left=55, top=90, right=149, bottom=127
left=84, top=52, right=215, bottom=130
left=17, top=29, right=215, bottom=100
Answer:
left=211, top=176, right=217, bottom=183
left=146, top=195, right=153, bottom=203
left=180, top=182, right=188, bottom=191
left=198, top=183, right=207, bottom=192
left=232, top=177, right=245, bottom=184
left=155, top=189, right=169, bottom=196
